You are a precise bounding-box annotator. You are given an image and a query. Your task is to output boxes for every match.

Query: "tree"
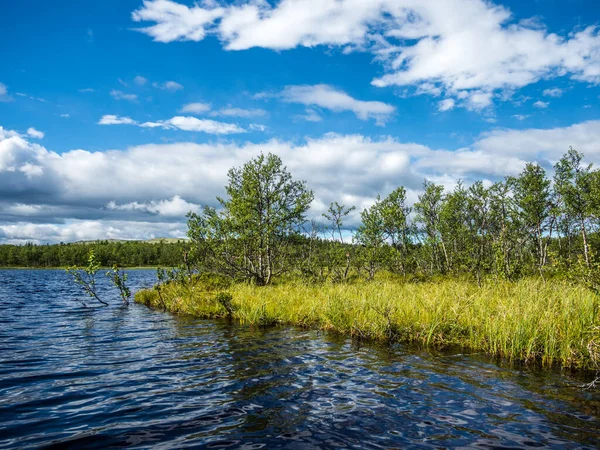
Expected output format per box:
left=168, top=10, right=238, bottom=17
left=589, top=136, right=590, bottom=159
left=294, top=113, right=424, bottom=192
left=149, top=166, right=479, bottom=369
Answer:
left=322, top=202, right=356, bottom=281
left=187, top=153, right=314, bottom=285
left=511, top=163, right=552, bottom=275
left=554, top=148, right=594, bottom=266
left=354, top=196, right=387, bottom=279
left=414, top=181, right=448, bottom=273
left=378, top=186, right=413, bottom=274
left=322, top=202, right=355, bottom=243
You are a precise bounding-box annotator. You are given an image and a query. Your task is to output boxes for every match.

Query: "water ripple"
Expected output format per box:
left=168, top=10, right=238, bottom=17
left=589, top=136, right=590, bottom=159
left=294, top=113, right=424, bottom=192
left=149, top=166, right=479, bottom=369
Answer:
left=0, top=269, right=599, bottom=449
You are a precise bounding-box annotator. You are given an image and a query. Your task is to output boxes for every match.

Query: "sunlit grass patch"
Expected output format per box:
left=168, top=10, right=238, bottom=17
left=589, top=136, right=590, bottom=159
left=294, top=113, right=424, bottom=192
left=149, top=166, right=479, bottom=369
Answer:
left=135, top=276, right=600, bottom=371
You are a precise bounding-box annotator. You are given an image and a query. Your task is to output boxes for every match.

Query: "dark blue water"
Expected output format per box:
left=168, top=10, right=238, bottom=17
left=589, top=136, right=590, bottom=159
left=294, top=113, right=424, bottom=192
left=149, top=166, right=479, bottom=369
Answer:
left=1, top=270, right=599, bottom=449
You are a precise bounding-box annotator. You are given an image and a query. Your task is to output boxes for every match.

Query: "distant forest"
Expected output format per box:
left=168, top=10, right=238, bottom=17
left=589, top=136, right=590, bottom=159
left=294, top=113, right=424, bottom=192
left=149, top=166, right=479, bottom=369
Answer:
left=0, top=240, right=189, bottom=268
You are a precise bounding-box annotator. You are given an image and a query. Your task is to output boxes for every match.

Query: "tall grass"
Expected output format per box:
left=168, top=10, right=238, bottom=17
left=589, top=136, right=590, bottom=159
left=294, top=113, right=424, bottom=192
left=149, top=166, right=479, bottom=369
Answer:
left=135, top=277, right=600, bottom=371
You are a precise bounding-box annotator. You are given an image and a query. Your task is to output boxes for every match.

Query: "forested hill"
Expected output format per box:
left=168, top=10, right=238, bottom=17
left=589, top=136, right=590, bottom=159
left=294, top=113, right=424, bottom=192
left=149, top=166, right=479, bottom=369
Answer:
left=0, top=240, right=189, bottom=268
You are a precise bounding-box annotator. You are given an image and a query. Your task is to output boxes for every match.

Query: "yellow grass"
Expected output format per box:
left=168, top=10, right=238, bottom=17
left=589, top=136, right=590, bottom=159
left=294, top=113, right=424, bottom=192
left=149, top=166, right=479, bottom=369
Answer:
left=135, top=277, right=600, bottom=371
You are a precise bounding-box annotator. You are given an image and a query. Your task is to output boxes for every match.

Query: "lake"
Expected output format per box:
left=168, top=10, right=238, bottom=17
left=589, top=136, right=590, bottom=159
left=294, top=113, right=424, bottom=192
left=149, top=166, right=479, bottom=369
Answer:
left=0, top=269, right=599, bottom=449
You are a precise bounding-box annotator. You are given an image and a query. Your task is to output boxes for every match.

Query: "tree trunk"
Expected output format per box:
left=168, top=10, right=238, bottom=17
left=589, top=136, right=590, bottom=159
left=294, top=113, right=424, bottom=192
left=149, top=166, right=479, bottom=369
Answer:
left=581, top=217, right=590, bottom=267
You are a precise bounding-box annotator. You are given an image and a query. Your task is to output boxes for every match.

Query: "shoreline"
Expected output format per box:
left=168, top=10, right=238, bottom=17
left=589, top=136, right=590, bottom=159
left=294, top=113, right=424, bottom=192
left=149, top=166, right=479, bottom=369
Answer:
left=135, top=277, right=600, bottom=373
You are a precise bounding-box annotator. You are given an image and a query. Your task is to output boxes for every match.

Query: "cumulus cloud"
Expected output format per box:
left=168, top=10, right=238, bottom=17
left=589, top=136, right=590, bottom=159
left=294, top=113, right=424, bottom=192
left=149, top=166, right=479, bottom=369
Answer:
left=26, top=128, right=44, bottom=139
left=281, top=84, right=395, bottom=124
left=0, top=220, right=188, bottom=245
left=180, top=102, right=211, bottom=114
left=533, top=100, right=549, bottom=108
left=98, top=114, right=246, bottom=134
left=132, top=0, right=224, bottom=42
left=3, top=120, right=600, bottom=242
left=110, top=90, right=138, bottom=102
left=106, top=195, right=200, bottom=217
left=131, top=0, right=600, bottom=110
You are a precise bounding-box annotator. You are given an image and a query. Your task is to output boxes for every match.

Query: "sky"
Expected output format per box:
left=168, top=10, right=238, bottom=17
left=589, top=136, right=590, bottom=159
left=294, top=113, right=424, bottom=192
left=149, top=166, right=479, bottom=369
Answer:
left=1, top=0, right=600, bottom=244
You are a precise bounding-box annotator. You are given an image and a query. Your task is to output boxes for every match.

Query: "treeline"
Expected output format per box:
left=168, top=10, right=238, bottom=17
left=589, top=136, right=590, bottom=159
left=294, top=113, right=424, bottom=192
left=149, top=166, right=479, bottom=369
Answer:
left=187, top=148, right=600, bottom=287
left=347, top=146, right=600, bottom=283
left=0, top=240, right=189, bottom=268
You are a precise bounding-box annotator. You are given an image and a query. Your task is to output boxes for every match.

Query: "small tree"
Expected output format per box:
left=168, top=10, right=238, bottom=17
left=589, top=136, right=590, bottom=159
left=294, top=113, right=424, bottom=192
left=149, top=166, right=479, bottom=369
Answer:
left=414, top=181, right=448, bottom=273
left=322, top=202, right=355, bottom=281
left=554, top=148, right=594, bottom=267
left=66, top=250, right=108, bottom=306
left=106, top=264, right=131, bottom=305
left=323, top=202, right=355, bottom=243
left=511, top=163, right=552, bottom=276
left=354, top=197, right=387, bottom=279
left=188, top=153, right=314, bottom=285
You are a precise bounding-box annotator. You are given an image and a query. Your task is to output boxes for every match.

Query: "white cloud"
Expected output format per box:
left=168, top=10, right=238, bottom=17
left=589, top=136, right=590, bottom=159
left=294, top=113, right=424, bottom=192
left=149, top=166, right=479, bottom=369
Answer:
left=131, top=0, right=600, bottom=110
left=134, top=75, right=148, bottom=86
left=98, top=115, right=138, bottom=125
left=79, top=88, right=95, bottom=93
left=60, top=113, right=70, bottom=118
left=0, top=220, right=188, bottom=245
left=512, top=114, right=529, bottom=121
left=141, top=116, right=246, bottom=134
left=99, top=114, right=246, bottom=134
left=4, top=120, right=600, bottom=242
left=533, top=100, right=549, bottom=108
left=107, top=195, right=199, bottom=216
left=438, top=99, right=455, bottom=112
left=543, top=88, right=563, bottom=97
left=153, top=81, right=184, bottom=91
left=211, top=107, right=268, bottom=118
left=281, top=84, right=395, bottom=123
left=110, top=90, right=138, bottom=102
left=467, top=92, right=493, bottom=111
left=131, top=0, right=224, bottom=43
left=180, top=102, right=211, bottom=114
left=26, top=128, right=44, bottom=139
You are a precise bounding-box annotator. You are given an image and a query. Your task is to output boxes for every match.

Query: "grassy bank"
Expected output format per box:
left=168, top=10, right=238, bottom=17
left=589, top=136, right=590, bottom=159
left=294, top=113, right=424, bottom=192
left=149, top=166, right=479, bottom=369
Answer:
left=135, top=277, right=600, bottom=371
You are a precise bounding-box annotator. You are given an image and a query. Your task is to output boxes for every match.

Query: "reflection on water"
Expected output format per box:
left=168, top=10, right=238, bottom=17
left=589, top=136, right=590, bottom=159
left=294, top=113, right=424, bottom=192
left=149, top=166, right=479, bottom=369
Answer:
left=0, top=269, right=599, bottom=449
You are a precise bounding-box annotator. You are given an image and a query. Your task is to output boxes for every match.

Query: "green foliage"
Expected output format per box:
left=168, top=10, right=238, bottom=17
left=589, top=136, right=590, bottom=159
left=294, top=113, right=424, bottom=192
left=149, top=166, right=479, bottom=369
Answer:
left=215, top=292, right=236, bottom=317
left=106, top=264, right=131, bottom=305
left=66, top=250, right=107, bottom=306
left=187, top=152, right=314, bottom=285
left=0, top=240, right=189, bottom=268
left=322, top=201, right=355, bottom=243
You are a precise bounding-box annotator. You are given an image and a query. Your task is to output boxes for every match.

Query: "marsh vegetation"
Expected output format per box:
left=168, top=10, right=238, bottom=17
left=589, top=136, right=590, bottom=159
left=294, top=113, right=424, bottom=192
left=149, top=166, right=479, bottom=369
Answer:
left=131, top=149, right=600, bottom=373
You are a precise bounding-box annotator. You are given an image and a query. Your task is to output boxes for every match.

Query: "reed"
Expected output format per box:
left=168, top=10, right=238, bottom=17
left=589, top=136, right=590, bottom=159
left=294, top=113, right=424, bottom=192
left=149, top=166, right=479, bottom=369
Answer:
left=135, top=276, right=600, bottom=371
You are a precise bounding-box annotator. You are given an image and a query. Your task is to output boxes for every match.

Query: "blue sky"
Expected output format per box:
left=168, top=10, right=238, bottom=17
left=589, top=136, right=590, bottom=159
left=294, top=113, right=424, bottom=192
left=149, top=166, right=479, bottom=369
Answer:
left=1, top=0, right=600, bottom=243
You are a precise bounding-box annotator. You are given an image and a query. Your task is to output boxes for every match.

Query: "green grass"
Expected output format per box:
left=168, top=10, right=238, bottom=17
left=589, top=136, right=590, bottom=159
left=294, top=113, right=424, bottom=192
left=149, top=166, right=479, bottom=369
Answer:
left=135, top=276, right=600, bottom=371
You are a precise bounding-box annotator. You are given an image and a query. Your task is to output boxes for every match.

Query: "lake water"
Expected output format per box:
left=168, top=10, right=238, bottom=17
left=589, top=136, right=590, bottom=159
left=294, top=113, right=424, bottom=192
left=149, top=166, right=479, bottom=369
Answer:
left=1, top=269, right=599, bottom=449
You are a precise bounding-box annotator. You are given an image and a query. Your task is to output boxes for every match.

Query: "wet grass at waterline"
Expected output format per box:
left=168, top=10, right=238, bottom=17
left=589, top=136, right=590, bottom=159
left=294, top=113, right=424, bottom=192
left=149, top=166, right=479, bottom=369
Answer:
left=135, top=277, right=600, bottom=371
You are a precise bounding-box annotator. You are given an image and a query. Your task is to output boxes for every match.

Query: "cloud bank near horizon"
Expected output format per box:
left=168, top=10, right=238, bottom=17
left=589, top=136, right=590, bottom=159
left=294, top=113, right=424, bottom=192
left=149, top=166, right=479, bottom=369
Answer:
left=2, top=120, right=600, bottom=244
